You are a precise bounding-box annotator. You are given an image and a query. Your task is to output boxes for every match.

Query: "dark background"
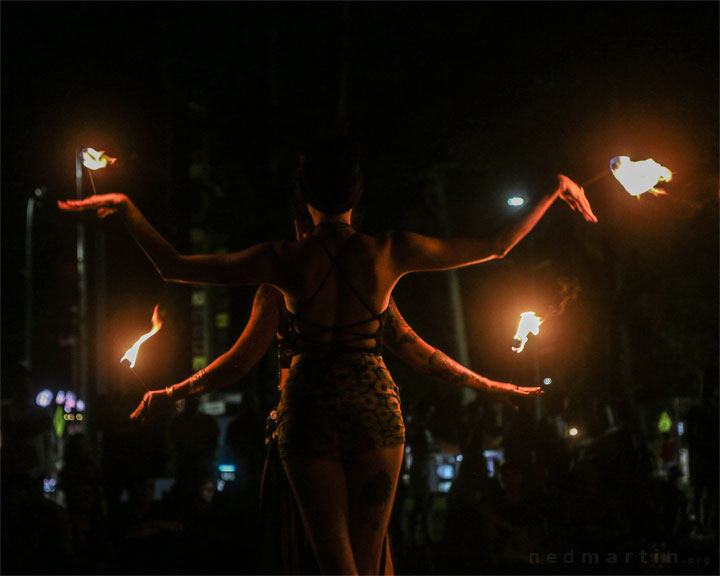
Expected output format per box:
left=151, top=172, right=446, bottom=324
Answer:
left=1, top=1, right=718, bottom=574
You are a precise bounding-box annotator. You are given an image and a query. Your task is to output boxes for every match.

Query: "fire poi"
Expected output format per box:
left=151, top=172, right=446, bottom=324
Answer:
left=81, top=147, right=116, bottom=195
left=609, top=156, right=672, bottom=197
left=512, top=312, right=543, bottom=353
left=120, top=305, right=162, bottom=390
left=510, top=156, right=672, bottom=352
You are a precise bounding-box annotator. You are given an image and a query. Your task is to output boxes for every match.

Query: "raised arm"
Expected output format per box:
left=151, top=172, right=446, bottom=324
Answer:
left=390, top=175, right=597, bottom=274
left=58, top=194, right=285, bottom=286
left=130, top=284, right=282, bottom=422
left=383, top=299, right=541, bottom=396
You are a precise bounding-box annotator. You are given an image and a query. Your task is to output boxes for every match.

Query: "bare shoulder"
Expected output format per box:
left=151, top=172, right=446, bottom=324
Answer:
left=267, top=238, right=296, bottom=259
left=256, top=282, right=283, bottom=303
left=380, top=229, right=428, bottom=256
left=356, top=230, right=394, bottom=251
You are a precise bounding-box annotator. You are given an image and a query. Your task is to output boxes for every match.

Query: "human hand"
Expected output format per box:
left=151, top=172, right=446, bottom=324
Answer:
left=58, top=193, right=128, bottom=219
left=556, top=175, right=598, bottom=223
left=489, top=379, right=544, bottom=396
left=130, top=389, right=176, bottom=423
left=509, top=385, right=543, bottom=396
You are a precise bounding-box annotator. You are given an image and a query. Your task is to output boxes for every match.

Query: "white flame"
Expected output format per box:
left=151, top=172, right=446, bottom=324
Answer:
left=120, top=305, right=162, bottom=368
left=82, top=148, right=117, bottom=171
left=512, top=312, right=542, bottom=353
left=610, top=156, right=672, bottom=197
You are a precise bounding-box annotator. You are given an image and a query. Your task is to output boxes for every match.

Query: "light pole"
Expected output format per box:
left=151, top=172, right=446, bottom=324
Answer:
left=75, top=151, right=90, bottom=410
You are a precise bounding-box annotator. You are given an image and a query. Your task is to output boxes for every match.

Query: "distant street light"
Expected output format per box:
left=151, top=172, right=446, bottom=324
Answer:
left=507, top=195, right=526, bottom=207
left=35, top=389, right=53, bottom=408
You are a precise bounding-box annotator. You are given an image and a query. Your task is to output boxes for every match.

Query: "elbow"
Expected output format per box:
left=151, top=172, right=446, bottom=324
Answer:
left=494, top=233, right=515, bottom=260
left=494, top=242, right=511, bottom=260
left=157, top=255, right=187, bottom=283
left=158, top=265, right=181, bottom=283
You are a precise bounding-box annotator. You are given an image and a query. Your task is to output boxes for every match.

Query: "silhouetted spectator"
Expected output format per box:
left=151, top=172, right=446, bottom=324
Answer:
left=225, top=400, right=265, bottom=494
left=114, top=476, right=184, bottom=574
left=1, top=439, right=73, bottom=574
left=661, top=465, right=687, bottom=544
left=657, top=432, right=677, bottom=475
left=686, top=364, right=719, bottom=536
left=170, top=396, right=219, bottom=482
left=58, top=433, right=114, bottom=573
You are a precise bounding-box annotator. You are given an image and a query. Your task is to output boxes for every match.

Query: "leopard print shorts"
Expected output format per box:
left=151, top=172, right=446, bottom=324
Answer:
left=276, top=352, right=405, bottom=461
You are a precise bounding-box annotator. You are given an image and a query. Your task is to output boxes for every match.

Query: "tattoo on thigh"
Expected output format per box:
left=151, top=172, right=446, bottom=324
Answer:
left=361, top=471, right=392, bottom=531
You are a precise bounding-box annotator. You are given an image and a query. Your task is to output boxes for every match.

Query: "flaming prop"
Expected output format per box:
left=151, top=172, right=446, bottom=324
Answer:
left=82, top=148, right=116, bottom=170
left=120, top=306, right=162, bottom=390
left=512, top=312, right=543, bottom=354
left=81, top=148, right=117, bottom=195
left=609, top=156, right=672, bottom=197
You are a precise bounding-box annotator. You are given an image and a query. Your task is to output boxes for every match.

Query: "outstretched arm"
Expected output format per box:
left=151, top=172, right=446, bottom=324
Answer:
left=130, top=284, right=282, bottom=422
left=59, top=194, right=284, bottom=286
left=383, top=299, right=541, bottom=396
left=390, top=175, right=596, bottom=274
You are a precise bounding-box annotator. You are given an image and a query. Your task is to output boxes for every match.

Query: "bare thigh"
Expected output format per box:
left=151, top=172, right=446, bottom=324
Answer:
left=346, top=444, right=404, bottom=576
left=282, top=456, right=357, bottom=575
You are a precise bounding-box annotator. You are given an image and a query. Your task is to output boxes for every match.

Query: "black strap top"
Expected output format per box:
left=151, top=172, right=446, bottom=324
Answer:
left=282, top=233, right=387, bottom=359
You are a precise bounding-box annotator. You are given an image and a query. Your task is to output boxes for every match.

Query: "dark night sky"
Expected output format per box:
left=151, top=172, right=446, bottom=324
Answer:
left=2, top=2, right=718, bottom=417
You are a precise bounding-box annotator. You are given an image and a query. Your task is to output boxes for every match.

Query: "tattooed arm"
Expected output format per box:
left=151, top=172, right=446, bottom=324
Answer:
left=130, top=284, right=283, bottom=422
left=383, top=299, right=542, bottom=395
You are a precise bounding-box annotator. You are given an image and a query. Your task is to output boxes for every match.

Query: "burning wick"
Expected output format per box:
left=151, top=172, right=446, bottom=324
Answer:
left=512, top=312, right=543, bottom=354
left=81, top=148, right=117, bottom=195
left=120, top=305, right=163, bottom=390
left=580, top=155, right=673, bottom=196
left=610, top=156, right=672, bottom=197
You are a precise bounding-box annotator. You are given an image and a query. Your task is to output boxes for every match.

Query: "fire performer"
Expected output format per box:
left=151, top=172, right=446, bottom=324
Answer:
left=127, top=201, right=542, bottom=573
left=60, top=136, right=596, bottom=575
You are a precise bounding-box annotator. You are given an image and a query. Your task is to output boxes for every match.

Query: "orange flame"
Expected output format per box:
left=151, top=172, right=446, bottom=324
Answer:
left=512, top=312, right=542, bottom=353
left=610, top=156, right=672, bottom=197
left=82, top=148, right=117, bottom=171
left=120, top=305, right=162, bottom=368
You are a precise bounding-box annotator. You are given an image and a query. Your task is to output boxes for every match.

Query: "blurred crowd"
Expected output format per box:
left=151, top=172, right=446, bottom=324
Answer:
left=2, top=378, right=718, bottom=575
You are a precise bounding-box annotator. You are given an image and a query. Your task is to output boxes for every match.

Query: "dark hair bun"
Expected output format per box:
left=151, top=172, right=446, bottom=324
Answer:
left=298, top=137, right=363, bottom=215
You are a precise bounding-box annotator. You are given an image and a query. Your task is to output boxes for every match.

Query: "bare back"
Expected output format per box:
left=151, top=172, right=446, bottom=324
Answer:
left=274, top=228, right=397, bottom=356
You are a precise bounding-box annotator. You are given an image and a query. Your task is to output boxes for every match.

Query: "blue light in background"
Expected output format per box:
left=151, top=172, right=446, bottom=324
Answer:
left=436, top=464, right=455, bottom=480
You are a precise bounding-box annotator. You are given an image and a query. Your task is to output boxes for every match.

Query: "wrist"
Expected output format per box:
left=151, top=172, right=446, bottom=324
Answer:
left=119, top=194, right=131, bottom=212
left=188, top=368, right=209, bottom=395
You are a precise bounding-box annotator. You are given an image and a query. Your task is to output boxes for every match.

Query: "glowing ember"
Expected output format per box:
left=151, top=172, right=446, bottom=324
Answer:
left=512, top=312, right=543, bottom=353
left=121, top=305, right=162, bottom=368
left=82, top=148, right=117, bottom=171
left=610, top=156, right=672, bottom=197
